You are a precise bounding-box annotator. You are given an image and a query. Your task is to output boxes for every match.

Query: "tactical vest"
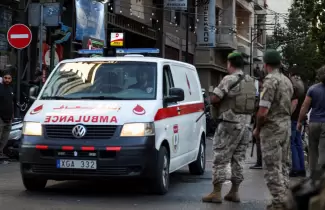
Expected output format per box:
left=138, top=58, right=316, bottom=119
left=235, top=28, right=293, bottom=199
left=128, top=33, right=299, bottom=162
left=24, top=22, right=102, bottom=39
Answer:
left=217, top=75, right=256, bottom=116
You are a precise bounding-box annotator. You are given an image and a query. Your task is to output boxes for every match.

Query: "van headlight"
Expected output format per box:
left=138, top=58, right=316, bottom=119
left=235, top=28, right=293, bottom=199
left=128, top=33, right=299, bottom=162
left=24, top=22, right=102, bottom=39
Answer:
left=23, top=122, right=42, bottom=136
left=120, top=123, right=155, bottom=137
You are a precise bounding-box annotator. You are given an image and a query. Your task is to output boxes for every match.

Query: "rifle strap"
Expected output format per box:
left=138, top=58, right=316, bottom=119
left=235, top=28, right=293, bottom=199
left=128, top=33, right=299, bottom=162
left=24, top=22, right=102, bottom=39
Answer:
left=229, top=74, right=245, bottom=92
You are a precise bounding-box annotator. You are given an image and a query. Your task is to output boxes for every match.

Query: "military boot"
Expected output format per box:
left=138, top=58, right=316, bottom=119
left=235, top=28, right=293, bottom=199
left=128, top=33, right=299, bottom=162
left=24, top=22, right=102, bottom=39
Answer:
left=224, top=183, right=240, bottom=202
left=202, top=183, right=222, bottom=203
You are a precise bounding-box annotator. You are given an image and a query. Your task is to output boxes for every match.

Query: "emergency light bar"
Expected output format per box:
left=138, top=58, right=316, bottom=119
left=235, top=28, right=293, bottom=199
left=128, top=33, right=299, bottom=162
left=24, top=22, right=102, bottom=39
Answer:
left=78, top=49, right=103, bottom=54
left=116, top=48, right=159, bottom=54
left=77, top=48, right=160, bottom=57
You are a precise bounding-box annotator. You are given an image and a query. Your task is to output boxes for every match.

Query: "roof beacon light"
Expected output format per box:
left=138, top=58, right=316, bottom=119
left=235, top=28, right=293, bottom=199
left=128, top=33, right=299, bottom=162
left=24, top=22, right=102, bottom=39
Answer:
left=116, top=48, right=160, bottom=54
left=78, top=49, right=103, bottom=54
left=124, top=54, right=145, bottom=57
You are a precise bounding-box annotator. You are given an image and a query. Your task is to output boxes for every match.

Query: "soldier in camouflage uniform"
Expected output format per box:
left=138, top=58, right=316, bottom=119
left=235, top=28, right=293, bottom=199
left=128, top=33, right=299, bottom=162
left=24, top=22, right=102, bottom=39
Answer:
left=202, top=52, right=256, bottom=203
left=253, top=50, right=293, bottom=210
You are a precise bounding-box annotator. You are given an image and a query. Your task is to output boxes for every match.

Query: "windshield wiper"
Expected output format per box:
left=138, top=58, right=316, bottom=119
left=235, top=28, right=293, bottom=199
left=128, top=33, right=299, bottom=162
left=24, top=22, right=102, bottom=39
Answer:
left=41, top=96, right=75, bottom=100
left=79, top=96, right=126, bottom=100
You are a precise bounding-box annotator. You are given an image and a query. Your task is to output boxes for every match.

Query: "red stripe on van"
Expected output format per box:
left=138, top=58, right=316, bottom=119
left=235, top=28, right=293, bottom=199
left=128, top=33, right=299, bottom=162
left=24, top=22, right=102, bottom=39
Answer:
left=154, top=102, right=204, bottom=121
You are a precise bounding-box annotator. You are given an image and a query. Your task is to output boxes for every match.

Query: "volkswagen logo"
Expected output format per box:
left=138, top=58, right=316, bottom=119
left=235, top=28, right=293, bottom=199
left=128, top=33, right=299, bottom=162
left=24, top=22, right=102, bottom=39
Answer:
left=72, top=125, right=87, bottom=138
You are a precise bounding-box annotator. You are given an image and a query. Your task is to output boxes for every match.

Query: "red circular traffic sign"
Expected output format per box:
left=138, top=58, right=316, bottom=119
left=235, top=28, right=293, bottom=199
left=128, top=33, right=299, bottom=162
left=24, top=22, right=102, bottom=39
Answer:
left=7, top=24, right=32, bottom=49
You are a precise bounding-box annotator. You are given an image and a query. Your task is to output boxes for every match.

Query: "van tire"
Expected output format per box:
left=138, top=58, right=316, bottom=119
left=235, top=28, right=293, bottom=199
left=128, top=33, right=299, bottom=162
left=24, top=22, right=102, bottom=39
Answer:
left=22, top=175, right=47, bottom=191
left=189, top=138, right=205, bottom=175
left=150, top=146, right=169, bottom=195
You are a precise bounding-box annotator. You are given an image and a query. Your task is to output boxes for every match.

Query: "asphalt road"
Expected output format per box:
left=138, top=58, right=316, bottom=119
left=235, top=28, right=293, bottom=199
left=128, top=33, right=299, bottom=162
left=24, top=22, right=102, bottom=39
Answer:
left=0, top=139, right=299, bottom=210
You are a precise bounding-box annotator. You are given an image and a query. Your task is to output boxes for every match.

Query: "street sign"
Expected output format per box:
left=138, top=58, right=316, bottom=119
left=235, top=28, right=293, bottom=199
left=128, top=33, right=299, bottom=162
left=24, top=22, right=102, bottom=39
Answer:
left=7, top=24, right=32, bottom=49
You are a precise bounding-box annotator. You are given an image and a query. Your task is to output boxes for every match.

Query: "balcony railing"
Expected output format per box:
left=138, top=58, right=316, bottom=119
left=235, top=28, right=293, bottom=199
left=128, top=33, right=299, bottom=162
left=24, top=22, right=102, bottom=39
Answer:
left=254, top=0, right=266, bottom=10
left=107, top=12, right=157, bottom=40
left=253, top=48, right=264, bottom=60
left=237, top=34, right=251, bottom=56
left=215, top=26, right=237, bottom=50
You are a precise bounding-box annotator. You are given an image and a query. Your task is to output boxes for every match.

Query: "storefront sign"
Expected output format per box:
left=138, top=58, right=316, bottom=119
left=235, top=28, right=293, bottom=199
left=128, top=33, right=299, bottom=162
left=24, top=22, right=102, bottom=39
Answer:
left=110, top=33, right=124, bottom=47
left=82, top=36, right=104, bottom=49
left=42, top=43, right=63, bottom=66
left=164, top=0, right=187, bottom=10
left=197, top=1, right=216, bottom=47
left=75, top=0, right=106, bottom=44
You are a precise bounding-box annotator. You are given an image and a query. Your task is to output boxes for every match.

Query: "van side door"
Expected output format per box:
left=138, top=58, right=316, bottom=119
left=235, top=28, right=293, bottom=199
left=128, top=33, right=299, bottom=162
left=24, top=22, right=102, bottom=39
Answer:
left=162, top=65, right=188, bottom=164
left=168, top=64, right=202, bottom=155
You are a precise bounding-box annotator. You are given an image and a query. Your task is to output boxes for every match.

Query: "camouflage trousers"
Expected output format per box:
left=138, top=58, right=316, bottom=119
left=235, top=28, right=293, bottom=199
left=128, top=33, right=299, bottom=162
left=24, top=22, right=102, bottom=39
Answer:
left=260, top=120, right=291, bottom=210
left=212, top=121, right=251, bottom=185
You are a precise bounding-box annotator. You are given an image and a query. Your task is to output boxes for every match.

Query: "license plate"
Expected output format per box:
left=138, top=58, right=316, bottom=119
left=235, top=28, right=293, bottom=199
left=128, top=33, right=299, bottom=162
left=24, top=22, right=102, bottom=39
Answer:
left=56, top=159, right=97, bottom=170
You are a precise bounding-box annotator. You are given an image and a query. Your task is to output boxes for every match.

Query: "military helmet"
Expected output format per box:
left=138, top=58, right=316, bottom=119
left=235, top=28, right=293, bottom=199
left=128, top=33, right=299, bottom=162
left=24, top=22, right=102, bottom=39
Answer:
left=227, top=52, right=243, bottom=60
left=263, top=49, right=281, bottom=65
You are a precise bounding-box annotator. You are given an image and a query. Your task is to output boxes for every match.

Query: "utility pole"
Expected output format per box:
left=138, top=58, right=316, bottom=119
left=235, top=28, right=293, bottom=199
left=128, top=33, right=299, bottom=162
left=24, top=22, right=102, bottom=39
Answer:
left=156, top=0, right=164, bottom=57
left=185, top=0, right=189, bottom=62
left=250, top=21, right=276, bottom=75
left=16, top=0, right=28, bottom=117
left=250, top=26, right=253, bottom=76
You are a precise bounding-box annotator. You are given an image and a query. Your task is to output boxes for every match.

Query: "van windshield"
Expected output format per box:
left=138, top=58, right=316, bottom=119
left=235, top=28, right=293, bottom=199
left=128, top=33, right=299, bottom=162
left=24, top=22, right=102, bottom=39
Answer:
left=40, top=61, right=157, bottom=100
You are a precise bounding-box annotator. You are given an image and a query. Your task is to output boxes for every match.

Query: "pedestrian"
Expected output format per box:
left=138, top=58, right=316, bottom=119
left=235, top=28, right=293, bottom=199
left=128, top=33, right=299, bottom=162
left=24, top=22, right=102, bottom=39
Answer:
left=0, top=71, right=14, bottom=160
left=253, top=49, right=293, bottom=210
left=250, top=76, right=264, bottom=170
left=30, top=67, right=42, bottom=85
left=202, top=52, right=256, bottom=203
left=287, top=66, right=306, bottom=177
left=0, top=69, right=3, bottom=84
left=297, top=65, right=325, bottom=178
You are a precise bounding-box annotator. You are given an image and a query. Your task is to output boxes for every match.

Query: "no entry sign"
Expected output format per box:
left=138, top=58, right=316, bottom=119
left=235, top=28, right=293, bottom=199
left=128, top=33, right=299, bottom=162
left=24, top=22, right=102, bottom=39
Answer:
left=7, top=24, right=32, bottom=49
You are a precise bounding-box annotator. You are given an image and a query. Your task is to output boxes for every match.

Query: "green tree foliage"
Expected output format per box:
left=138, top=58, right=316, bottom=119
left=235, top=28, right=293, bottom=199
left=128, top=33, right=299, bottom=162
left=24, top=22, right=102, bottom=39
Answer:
left=267, top=1, right=323, bottom=82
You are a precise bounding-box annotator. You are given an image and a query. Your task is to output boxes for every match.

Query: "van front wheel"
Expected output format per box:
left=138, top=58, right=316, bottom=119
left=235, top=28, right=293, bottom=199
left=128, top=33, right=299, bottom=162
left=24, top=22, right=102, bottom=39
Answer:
left=150, top=146, right=169, bottom=195
left=189, top=138, right=206, bottom=175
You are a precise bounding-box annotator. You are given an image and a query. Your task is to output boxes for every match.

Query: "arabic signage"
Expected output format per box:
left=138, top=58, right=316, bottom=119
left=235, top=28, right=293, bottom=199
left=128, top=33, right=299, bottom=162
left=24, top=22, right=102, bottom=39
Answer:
left=164, top=0, right=187, bottom=10
left=75, top=0, right=106, bottom=44
left=110, top=32, right=124, bottom=47
left=53, top=105, right=121, bottom=111
left=197, top=0, right=216, bottom=47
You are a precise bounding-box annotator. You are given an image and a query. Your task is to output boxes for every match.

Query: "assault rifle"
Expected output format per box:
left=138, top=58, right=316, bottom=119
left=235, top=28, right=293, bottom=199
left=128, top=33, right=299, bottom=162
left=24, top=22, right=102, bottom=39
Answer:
left=251, top=137, right=255, bottom=157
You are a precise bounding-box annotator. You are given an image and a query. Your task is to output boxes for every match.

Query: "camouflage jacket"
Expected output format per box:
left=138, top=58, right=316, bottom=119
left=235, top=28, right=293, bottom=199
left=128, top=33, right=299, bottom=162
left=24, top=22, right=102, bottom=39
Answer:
left=259, top=69, right=293, bottom=125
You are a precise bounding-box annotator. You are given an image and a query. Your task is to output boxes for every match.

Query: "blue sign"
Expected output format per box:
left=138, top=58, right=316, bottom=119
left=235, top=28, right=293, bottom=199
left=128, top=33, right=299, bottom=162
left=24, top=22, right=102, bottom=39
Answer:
left=78, top=48, right=160, bottom=55
left=75, top=0, right=106, bottom=44
left=116, top=48, right=160, bottom=54
left=78, top=49, right=103, bottom=54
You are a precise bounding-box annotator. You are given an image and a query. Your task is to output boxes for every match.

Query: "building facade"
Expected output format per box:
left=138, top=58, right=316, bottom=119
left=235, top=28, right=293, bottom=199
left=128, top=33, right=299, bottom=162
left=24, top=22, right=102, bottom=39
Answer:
left=195, top=0, right=267, bottom=92
left=110, top=0, right=196, bottom=63
left=0, top=0, right=21, bottom=71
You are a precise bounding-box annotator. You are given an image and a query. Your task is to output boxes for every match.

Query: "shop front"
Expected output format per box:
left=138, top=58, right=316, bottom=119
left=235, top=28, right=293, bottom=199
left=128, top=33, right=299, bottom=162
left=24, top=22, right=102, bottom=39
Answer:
left=60, top=0, right=106, bottom=59
left=0, top=4, right=18, bottom=71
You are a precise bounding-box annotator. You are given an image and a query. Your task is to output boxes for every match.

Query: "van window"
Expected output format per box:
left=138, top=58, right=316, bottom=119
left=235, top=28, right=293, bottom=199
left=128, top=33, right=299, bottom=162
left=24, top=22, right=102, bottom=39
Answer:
left=163, top=65, right=174, bottom=97
left=40, top=61, right=157, bottom=100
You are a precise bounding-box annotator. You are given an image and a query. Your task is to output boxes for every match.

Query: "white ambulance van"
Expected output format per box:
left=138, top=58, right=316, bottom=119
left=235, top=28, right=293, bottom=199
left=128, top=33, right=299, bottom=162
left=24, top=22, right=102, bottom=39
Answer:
left=20, top=55, right=206, bottom=195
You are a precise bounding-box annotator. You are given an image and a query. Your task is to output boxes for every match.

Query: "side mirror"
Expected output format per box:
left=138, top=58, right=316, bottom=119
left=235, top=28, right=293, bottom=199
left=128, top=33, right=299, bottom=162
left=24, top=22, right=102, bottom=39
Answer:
left=29, top=86, right=39, bottom=101
left=164, top=87, right=185, bottom=103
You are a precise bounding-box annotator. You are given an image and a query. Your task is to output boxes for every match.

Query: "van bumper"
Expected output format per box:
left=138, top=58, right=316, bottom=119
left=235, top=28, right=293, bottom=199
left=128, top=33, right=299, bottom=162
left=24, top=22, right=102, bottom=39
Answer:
left=19, top=135, right=158, bottom=180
